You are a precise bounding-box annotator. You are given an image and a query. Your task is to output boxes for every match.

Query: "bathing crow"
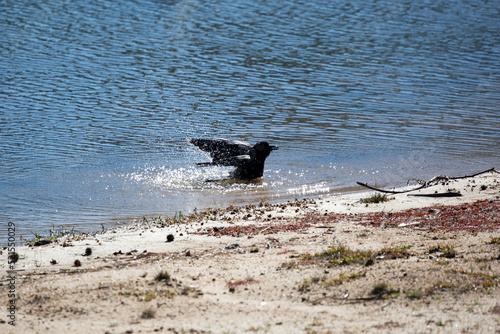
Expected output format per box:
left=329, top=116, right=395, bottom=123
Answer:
left=189, top=138, right=278, bottom=180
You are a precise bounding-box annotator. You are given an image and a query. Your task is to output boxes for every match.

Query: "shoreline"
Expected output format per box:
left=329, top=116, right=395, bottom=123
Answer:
left=1, top=170, right=499, bottom=333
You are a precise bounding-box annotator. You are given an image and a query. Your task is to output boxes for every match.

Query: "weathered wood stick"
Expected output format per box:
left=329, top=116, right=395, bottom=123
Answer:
left=357, top=168, right=496, bottom=194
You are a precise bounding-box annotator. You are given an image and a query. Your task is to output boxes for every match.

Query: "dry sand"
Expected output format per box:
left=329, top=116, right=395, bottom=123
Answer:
left=1, top=170, right=499, bottom=333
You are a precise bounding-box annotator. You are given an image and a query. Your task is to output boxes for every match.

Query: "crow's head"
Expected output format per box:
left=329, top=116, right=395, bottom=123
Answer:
left=253, top=141, right=278, bottom=158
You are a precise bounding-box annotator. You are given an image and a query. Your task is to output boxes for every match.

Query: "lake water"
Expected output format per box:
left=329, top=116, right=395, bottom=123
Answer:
left=1, top=0, right=499, bottom=241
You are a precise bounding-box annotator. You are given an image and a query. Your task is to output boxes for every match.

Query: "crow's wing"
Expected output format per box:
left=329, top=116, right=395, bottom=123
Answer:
left=189, top=138, right=252, bottom=164
left=217, top=155, right=252, bottom=167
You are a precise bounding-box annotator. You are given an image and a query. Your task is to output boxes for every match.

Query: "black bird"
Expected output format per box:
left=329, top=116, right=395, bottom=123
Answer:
left=189, top=138, right=278, bottom=180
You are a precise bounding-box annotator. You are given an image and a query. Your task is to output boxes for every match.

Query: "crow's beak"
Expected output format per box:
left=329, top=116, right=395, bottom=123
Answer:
left=270, top=145, right=278, bottom=151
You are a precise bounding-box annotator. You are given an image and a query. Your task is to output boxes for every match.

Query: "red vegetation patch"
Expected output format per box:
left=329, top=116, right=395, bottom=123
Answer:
left=296, top=200, right=500, bottom=233
left=322, top=200, right=500, bottom=233
left=196, top=200, right=499, bottom=236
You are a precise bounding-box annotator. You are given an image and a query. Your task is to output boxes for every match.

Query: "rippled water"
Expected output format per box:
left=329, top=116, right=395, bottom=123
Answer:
left=1, top=0, right=499, bottom=239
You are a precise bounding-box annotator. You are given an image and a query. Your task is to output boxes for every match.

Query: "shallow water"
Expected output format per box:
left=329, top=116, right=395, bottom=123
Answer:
left=1, top=0, right=499, bottom=240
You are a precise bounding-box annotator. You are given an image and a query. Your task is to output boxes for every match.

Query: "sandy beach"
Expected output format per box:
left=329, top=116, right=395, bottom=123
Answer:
left=1, top=170, right=499, bottom=333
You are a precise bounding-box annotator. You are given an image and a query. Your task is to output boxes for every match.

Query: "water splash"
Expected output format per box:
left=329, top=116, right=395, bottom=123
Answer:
left=123, top=165, right=230, bottom=189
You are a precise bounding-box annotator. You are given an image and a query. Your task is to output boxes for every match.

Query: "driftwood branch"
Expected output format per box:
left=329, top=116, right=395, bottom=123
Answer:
left=447, top=167, right=497, bottom=180
left=356, top=181, right=424, bottom=194
left=357, top=168, right=496, bottom=195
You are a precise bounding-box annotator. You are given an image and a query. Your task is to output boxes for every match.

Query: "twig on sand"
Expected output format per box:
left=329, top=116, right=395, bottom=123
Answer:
left=258, top=226, right=272, bottom=234
left=310, top=290, right=399, bottom=305
left=408, top=192, right=462, bottom=198
left=357, top=168, right=496, bottom=195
